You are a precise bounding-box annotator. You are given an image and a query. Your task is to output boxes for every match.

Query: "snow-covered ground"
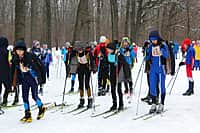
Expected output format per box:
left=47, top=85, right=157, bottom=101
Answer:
left=0, top=48, right=200, bottom=133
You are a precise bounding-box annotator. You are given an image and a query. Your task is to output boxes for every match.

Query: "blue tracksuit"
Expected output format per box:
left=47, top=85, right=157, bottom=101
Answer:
left=146, top=43, right=169, bottom=97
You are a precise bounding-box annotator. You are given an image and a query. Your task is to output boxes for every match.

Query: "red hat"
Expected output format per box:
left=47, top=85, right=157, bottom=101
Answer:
left=183, top=38, right=191, bottom=46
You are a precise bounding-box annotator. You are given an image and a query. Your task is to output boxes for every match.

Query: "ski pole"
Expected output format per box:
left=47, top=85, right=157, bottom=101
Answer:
left=90, top=73, right=96, bottom=113
left=169, top=66, right=181, bottom=95
left=132, top=57, right=145, bottom=95
left=136, top=62, right=145, bottom=115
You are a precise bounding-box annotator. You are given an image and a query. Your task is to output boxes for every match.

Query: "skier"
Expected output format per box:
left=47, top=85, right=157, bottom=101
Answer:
left=61, top=42, right=76, bottom=93
left=146, top=31, right=169, bottom=113
left=120, top=37, right=135, bottom=97
left=106, top=41, right=118, bottom=110
left=93, top=36, right=109, bottom=96
left=0, top=37, right=12, bottom=106
left=30, top=40, right=45, bottom=95
left=179, top=38, right=195, bottom=96
left=75, top=42, right=96, bottom=109
left=41, top=43, right=53, bottom=80
left=12, top=40, right=46, bottom=122
left=141, top=40, right=160, bottom=105
left=193, top=40, right=200, bottom=70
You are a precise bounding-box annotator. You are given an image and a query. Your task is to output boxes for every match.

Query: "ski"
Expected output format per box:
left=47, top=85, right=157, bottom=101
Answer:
left=2, top=104, right=23, bottom=109
left=65, top=107, right=82, bottom=114
left=143, top=109, right=168, bottom=120
left=90, top=110, right=112, bottom=118
left=0, top=108, right=4, bottom=115
left=72, top=107, right=88, bottom=115
left=31, top=102, right=52, bottom=111
left=132, top=112, right=152, bottom=120
left=103, top=107, right=129, bottom=119
left=72, top=104, right=100, bottom=115
left=50, top=103, right=73, bottom=113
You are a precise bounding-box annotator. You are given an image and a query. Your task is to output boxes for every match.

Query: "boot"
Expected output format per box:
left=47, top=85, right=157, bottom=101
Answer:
left=20, top=110, right=32, bottom=123
left=118, top=104, right=124, bottom=111
left=87, top=98, right=93, bottom=109
left=141, top=96, right=151, bottom=102
left=157, top=103, right=164, bottom=114
left=69, top=80, right=75, bottom=93
left=183, top=81, right=194, bottom=96
left=39, top=87, right=43, bottom=96
left=1, top=99, right=7, bottom=107
left=78, top=98, right=85, bottom=108
left=12, top=97, right=19, bottom=106
left=37, top=105, right=47, bottom=120
left=149, top=104, right=157, bottom=114
left=110, top=103, right=117, bottom=111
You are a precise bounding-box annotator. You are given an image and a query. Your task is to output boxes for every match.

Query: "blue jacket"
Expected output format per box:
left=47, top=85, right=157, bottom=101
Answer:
left=119, top=46, right=135, bottom=65
left=185, top=45, right=195, bottom=65
left=41, top=49, right=52, bottom=64
left=146, top=43, right=169, bottom=72
left=61, top=48, right=67, bottom=62
left=173, top=42, right=179, bottom=54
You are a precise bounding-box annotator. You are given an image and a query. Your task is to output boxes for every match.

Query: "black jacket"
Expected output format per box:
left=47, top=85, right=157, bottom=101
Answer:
left=11, top=52, right=46, bottom=85
left=0, top=37, right=11, bottom=83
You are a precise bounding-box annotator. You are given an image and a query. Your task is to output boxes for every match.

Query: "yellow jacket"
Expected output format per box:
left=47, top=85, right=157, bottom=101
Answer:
left=194, top=45, right=200, bottom=60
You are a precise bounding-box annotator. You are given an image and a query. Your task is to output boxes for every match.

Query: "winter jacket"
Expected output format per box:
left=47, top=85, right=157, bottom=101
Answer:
left=41, top=49, right=52, bottom=64
left=146, top=42, right=169, bottom=73
left=185, top=45, right=195, bottom=65
left=93, top=43, right=108, bottom=66
left=11, top=52, right=46, bottom=85
left=0, top=37, right=11, bottom=83
left=193, top=45, right=200, bottom=60
left=119, top=46, right=135, bottom=65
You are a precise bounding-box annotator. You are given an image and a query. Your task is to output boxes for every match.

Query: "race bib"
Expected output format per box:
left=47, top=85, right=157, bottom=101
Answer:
left=152, top=46, right=161, bottom=56
left=78, top=55, right=88, bottom=64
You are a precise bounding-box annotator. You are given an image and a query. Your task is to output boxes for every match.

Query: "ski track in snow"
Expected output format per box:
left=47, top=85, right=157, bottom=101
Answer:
left=0, top=48, right=200, bottom=133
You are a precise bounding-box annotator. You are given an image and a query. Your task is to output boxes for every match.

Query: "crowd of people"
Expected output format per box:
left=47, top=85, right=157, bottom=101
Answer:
left=0, top=30, right=198, bottom=122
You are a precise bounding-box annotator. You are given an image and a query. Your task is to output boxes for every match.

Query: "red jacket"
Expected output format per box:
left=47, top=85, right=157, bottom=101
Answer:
left=93, top=43, right=108, bottom=66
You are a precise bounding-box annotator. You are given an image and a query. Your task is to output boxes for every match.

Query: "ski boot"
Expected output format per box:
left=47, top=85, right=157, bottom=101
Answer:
left=20, top=110, right=32, bottom=123
left=149, top=104, right=157, bottom=114
left=37, top=105, right=47, bottom=120
left=110, top=103, right=117, bottom=111
left=39, top=87, right=43, bottom=96
left=87, top=98, right=93, bottom=109
left=183, top=81, right=194, bottom=96
left=118, top=104, right=124, bottom=112
left=1, top=99, right=7, bottom=107
left=157, top=104, right=164, bottom=114
left=78, top=98, right=85, bottom=109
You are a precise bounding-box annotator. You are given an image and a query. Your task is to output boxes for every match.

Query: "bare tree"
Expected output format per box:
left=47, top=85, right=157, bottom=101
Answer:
left=110, top=0, right=119, bottom=40
left=15, top=0, right=26, bottom=41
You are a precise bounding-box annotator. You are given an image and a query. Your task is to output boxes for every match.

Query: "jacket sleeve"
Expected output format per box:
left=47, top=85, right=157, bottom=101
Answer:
left=161, top=44, right=169, bottom=59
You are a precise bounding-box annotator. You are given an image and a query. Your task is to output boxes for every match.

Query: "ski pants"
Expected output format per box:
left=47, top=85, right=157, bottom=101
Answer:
left=77, top=65, right=91, bottom=97
left=149, top=69, right=166, bottom=97
left=45, top=63, right=50, bottom=78
left=0, top=80, right=11, bottom=103
left=109, top=63, right=117, bottom=105
left=98, top=66, right=109, bottom=91
left=21, top=73, right=43, bottom=111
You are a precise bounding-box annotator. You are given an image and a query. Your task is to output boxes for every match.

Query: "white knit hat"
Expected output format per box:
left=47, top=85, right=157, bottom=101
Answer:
left=99, top=36, right=106, bottom=43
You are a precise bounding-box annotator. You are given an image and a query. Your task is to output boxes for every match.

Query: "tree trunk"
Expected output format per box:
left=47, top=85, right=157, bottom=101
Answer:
left=15, top=0, right=26, bottom=41
left=96, top=0, right=102, bottom=42
left=31, top=0, right=40, bottom=42
left=124, top=0, right=130, bottom=37
left=72, top=0, right=90, bottom=44
left=186, top=0, right=190, bottom=38
left=110, top=0, right=119, bottom=41
left=130, top=0, right=136, bottom=42
left=42, top=0, right=51, bottom=48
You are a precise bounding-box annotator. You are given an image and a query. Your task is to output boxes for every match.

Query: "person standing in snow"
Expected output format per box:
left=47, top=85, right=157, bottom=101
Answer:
left=146, top=31, right=169, bottom=113
left=93, top=36, right=109, bottom=96
left=75, top=42, right=96, bottom=109
left=193, top=40, right=200, bottom=70
left=179, top=38, right=195, bottom=96
left=120, top=37, right=135, bottom=97
left=0, top=37, right=12, bottom=106
left=61, top=42, right=76, bottom=93
left=11, top=40, right=46, bottom=122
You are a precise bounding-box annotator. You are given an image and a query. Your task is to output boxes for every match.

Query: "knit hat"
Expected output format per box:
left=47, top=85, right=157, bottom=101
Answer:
left=14, top=40, right=27, bottom=51
left=183, top=38, right=191, bottom=46
left=149, top=30, right=163, bottom=42
left=107, top=42, right=116, bottom=51
left=99, top=36, right=107, bottom=43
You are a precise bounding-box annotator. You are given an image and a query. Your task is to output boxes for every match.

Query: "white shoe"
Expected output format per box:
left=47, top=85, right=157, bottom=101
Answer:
left=157, top=104, right=164, bottom=113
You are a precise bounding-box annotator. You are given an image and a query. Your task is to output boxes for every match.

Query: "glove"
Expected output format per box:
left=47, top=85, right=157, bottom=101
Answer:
left=160, top=44, right=165, bottom=48
left=179, top=62, right=185, bottom=67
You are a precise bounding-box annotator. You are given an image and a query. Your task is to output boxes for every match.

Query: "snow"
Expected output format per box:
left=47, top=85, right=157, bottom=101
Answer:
left=1, top=48, right=200, bottom=133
